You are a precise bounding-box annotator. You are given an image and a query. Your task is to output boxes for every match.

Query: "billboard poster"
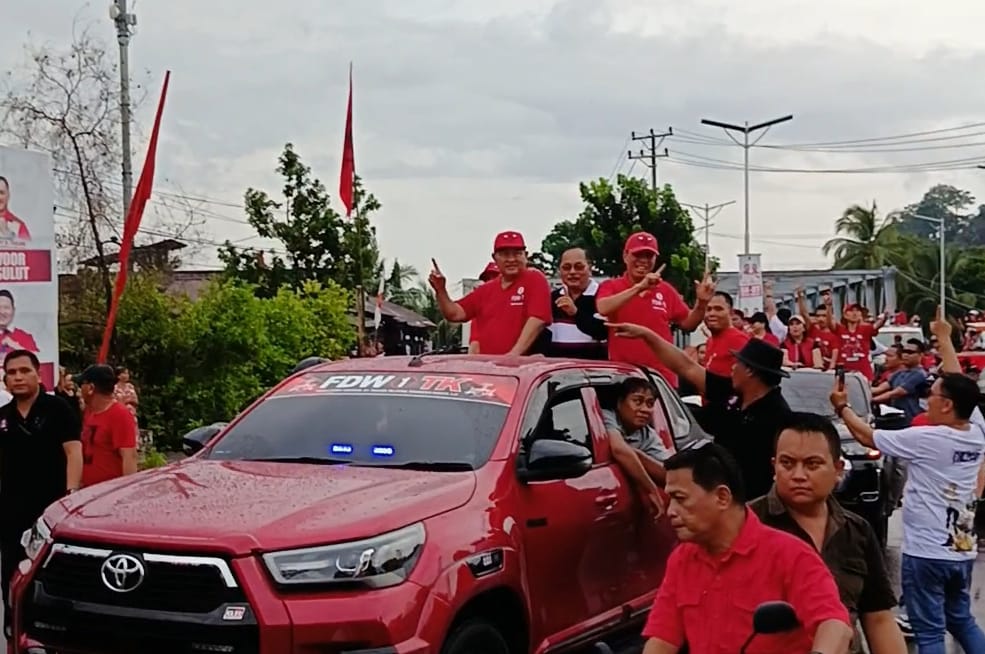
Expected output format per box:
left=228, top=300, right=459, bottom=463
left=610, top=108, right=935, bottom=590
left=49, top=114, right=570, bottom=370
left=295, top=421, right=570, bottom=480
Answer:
left=0, top=146, right=57, bottom=388
left=737, top=253, right=764, bottom=315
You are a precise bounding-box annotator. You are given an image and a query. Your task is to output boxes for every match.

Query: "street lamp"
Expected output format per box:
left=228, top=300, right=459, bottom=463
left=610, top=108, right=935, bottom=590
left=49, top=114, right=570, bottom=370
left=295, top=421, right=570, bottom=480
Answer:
left=909, top=212, right=946, bottom=316
left=700, top=115, right=793, bottom=254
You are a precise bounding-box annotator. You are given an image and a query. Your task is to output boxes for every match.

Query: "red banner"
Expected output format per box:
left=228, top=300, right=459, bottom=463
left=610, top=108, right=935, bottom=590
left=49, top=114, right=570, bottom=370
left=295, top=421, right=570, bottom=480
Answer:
left=0, top=250, right=51, bottom=282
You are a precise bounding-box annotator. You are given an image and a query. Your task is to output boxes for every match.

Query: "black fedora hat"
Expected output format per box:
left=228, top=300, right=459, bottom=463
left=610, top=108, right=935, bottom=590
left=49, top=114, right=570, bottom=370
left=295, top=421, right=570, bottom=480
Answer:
left=730, top=339, right=789, bottom=379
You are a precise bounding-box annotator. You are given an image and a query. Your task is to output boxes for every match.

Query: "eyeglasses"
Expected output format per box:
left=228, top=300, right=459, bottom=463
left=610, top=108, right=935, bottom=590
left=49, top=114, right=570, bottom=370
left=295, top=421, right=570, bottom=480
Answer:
left=559, top=262, right=588, bottom=272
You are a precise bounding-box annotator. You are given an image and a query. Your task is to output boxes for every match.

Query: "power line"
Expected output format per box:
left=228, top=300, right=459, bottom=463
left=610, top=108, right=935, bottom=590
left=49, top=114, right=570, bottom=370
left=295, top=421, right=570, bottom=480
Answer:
left=666, top=150, right=985, bottom=174
left=681, top=200, right=735, bottom=269
left=628, top=128, right=672, bottom=191
left=766, top=121, right=985, bottom=149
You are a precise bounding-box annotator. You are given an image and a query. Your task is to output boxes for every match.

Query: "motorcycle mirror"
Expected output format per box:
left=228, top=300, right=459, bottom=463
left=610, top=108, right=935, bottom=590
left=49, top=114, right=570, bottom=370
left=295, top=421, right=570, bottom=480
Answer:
left=753, top=601, right=800, bottom=634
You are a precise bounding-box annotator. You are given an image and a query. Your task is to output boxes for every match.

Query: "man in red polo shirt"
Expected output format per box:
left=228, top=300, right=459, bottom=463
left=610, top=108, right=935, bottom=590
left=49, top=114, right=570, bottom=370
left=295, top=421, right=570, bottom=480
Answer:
left=430, top=231, right=552, bottom=355
left=702, top=290, right=750, bottom=377
left=597, top=232, right=713, bottom=386
left=642, top=443, right=853, bottom=654
left=834, top=303, right=889, bottom=381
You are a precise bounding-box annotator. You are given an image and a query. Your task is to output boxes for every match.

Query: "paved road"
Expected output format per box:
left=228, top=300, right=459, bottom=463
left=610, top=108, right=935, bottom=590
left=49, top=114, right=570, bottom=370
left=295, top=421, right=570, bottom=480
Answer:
left=3, top=512, right=983, bottom=652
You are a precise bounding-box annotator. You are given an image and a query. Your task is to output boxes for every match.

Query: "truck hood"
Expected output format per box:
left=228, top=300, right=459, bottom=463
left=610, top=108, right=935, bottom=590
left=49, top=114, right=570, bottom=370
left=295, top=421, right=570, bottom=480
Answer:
left=50, top=460, right=477, bottom=555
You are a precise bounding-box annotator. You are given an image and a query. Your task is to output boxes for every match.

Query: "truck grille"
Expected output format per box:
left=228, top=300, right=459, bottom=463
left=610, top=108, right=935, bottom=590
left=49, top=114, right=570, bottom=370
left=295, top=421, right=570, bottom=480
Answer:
left=38, top=543, right=244, bottom=613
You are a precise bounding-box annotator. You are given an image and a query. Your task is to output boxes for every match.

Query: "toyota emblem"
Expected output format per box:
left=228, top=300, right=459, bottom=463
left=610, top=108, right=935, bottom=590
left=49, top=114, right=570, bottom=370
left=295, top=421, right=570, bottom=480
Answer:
left=100, top=553, right=145, bottom=593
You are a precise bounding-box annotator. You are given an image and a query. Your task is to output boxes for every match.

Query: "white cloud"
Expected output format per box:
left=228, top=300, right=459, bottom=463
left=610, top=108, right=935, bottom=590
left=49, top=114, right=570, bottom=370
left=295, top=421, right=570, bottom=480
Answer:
left=3, top=0, right=985, bottom=286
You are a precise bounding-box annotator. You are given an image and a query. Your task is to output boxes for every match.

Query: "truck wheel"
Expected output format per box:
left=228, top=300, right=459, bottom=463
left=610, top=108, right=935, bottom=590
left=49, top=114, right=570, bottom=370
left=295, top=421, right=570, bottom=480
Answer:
left=441, top=618, right=512, bottom=654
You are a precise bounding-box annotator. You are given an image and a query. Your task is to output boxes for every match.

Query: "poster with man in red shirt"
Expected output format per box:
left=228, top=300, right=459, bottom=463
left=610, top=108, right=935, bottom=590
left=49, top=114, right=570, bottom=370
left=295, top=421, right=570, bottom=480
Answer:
left=834, top=303, right=889, bottom=381
left=0, top=148, right=58, bottom=388
left=430, top=231, right=552, bottom=355
left=596, top=232, right=714, bottom=387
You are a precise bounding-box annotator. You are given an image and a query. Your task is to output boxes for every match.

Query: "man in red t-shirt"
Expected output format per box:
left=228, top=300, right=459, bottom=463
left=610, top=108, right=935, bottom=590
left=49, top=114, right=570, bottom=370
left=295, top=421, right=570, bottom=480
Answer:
left=0, top=290, right=39, bottom=358
left=596, top=232, right=713, bottom=386
left=644, top=443, right=853, bottom=653
left=77, top=364, right=139, bottom=487
left=430, top=231, right=552, bottom=355
left=835, top=303, right=888, bottom=381
left=702, top=291, right=750, bottom=377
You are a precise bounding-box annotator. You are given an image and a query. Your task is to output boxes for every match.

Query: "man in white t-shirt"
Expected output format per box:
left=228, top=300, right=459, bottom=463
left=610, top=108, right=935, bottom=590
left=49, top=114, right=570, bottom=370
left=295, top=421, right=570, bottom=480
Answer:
left=832, top=308, right=985, bottom=653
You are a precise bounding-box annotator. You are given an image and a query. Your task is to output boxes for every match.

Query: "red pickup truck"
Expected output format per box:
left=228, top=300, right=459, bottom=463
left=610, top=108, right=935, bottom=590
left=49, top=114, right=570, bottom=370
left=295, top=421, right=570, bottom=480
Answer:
left=12, top=355, right=701, bottom=654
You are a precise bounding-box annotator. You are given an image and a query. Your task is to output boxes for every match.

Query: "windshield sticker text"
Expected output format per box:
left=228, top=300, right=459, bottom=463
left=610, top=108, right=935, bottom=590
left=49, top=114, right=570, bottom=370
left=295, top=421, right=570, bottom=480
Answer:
left=278, top=372, right=516, bottom=404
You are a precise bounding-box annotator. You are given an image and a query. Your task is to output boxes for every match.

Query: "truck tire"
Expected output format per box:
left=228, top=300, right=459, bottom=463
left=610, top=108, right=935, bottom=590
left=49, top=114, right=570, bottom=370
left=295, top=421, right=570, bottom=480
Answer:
left=441, top=618, right=512, bottom=654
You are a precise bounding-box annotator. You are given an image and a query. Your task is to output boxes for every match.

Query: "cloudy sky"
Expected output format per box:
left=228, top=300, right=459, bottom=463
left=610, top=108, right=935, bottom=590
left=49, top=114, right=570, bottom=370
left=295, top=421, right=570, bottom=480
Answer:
left=4, top=0, right=985, bottom=287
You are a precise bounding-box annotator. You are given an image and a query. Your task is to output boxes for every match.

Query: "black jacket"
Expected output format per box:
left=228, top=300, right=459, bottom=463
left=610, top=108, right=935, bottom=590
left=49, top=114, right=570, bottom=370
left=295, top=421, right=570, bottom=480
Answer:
left=534, top=285, right=607, bottom=359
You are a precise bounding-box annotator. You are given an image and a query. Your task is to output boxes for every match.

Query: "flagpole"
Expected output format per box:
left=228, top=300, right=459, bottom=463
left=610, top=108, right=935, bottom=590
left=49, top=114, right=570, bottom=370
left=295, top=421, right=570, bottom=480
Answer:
left=339, top=62, right=366, bottom=355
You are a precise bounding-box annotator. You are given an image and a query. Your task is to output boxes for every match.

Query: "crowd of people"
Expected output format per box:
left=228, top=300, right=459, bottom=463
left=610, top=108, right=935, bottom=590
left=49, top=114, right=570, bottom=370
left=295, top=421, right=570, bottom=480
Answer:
left=429, top=230, right=985, bottom=653
left=0, top=355, right=139, bottom=638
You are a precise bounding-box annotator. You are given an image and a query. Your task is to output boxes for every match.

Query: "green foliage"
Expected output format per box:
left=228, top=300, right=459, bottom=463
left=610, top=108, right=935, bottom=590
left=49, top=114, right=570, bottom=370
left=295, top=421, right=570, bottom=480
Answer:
left=827, top=187, right=985, bottom=323
left=533, top=175, right=712, bottom=300
left=108, top=274, right=354, bottom=450
left=219, top=143, right=381, bottom=297
left=139, top=448, right=169, bottom=470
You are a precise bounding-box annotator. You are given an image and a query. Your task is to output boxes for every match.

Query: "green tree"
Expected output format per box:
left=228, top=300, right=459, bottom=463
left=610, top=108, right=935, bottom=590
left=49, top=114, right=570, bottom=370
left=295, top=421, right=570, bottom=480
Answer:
left=822, top=202, right=903, bottom=269
left=109, top=276, right=354, bottom=449
left=896, top=243, right=982, bottom=318
left=897, top=184, right=975, bottom=241
left=533, top=175, right=709, bottom=299
left=219, top=143, right=380, bottom=297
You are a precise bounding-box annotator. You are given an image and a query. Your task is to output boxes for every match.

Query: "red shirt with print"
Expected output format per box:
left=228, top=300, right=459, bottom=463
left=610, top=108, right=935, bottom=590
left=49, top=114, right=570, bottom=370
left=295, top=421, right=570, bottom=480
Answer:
left=836, top=322, right=878, bottom=380
left=459, top=268, right=552, bottom=355
left=705, top=327, right=749, bottom=377
left=0, top=210, right=30, bottom=241
left=642, top=510, right=850, bottom=652
left=597, top=276, right=690, bottom=386
left=0, top=327, right=39, bottom=355
left=81, top=401, right=138, bottom=487
left=808, top=327, right=839, bottom=369
left=783, top=337, right=815, bottom=368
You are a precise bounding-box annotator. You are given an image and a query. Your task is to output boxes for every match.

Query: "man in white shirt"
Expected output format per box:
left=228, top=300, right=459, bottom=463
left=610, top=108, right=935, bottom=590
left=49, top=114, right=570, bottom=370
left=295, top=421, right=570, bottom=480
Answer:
left=832, top=308, right=985, bottom=653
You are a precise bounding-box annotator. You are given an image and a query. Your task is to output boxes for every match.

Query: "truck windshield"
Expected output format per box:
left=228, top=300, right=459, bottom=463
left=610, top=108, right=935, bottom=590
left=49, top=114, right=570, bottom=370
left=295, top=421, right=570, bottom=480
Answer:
left=206, top=371, right=517, bottom=469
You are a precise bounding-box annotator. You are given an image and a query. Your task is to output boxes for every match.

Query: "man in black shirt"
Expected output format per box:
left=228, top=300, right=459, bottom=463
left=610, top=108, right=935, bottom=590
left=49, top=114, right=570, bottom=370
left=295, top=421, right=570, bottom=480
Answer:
left=540, top=247, right=607, bottom=359
left=0, top=350, right=82, bottom=631
left=750, top=412, right=905, bottom=653
left=605, top=323, right=791, bottom=499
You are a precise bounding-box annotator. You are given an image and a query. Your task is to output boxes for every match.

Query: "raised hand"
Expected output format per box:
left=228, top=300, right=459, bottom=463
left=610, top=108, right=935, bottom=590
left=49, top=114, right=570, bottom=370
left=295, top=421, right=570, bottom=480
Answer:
left=930, top=304, right=952, bottom=339
left=555, top=294, right=577, bottom=316
left=695, top=271, right=716, bottom=302
left=637, top=263, right=667, bottom=291
left=428, top=258, right=446, bottom=293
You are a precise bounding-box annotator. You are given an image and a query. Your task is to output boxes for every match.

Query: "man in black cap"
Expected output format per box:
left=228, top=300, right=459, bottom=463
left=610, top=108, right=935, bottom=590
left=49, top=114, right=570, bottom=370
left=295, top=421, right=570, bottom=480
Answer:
left=0, top=349, right=82, bottom=633
left=77, top=364, right=138, bottom=488
left=606, top=322, right=792, bottom=499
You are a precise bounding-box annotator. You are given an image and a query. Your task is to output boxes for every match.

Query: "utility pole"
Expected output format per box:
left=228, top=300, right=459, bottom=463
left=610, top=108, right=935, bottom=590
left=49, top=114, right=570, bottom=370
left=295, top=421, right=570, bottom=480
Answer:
left=628, top=128, right=672, bottom=191
left=700, top=115, right=793, bottom=254
left=111, top=0, right=137, bottom=216
left=682, top=200, right=736, bottom=270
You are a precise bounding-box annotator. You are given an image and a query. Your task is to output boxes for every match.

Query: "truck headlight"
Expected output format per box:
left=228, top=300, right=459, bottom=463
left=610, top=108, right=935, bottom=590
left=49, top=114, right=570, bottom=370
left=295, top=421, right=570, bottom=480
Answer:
left=20, top=518, right=52, bottom=561
left=262, top=522, right=425, bottom=588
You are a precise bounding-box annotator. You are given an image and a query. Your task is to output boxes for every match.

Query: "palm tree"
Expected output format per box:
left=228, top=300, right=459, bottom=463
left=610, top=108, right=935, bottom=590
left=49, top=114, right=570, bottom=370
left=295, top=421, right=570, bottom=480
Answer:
left=823, top=202, right=903, bottom=269
left=898, top=241, right=978, bottom=317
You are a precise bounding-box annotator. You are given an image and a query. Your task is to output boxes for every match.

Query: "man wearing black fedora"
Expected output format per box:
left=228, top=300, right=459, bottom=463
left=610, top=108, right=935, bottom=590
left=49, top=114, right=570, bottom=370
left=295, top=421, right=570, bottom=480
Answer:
left=607, top=322, right=792, bottom=499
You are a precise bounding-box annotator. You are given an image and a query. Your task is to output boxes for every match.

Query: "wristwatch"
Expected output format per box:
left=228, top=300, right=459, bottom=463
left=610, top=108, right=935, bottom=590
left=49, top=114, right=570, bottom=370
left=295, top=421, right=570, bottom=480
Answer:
left=834, top=403, right=850, bottom=416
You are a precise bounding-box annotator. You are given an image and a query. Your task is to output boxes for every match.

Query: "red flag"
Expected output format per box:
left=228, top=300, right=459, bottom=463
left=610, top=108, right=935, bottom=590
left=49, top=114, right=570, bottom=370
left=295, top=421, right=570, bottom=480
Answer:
left=97, top=71, right=171, bottom=363
left=339, top=63, right=355, bottom=218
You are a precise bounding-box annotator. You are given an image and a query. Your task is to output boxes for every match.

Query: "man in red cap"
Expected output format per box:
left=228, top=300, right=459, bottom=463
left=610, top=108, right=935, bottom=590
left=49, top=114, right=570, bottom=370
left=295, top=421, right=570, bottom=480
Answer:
left=430, top=231, right=552, bottom=355
left=597, top=232, right=714, bottom=386
left=834, top=302, right=889, bottom=381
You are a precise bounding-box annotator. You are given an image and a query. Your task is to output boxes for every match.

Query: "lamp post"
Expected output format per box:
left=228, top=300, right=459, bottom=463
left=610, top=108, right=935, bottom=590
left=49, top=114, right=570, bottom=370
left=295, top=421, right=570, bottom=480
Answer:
left=699, top=115, right=793, bottom=254
left=910, top=212, right=946, bottom=316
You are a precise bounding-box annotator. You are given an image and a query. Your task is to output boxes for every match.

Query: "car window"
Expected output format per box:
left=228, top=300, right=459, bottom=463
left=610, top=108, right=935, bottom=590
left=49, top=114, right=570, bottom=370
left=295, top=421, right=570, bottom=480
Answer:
left=207, top=370, right=517, bottom=468
left=538, top=395, right=592, bottom=453
left=648, top=372, right=691, bottom=441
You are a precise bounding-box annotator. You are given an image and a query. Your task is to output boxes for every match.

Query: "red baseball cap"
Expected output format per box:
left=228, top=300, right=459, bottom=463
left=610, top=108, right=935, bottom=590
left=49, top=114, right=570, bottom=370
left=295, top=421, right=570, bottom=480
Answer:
left=624, top=231, right=659, bottom=255
left=493, top=231, right=526, bottom=251
left=845, top=303, right=863, bottom=312
left=479, top=261, right=500, bottom=281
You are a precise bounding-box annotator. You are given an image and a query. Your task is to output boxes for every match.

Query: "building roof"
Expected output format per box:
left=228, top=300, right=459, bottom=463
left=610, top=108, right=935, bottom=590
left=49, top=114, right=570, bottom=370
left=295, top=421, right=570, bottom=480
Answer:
left=360, top=297, right=436, bottom=329
left=80, top=239, right=186, bottom=266
left=714, top=267, right=896, bottom=302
